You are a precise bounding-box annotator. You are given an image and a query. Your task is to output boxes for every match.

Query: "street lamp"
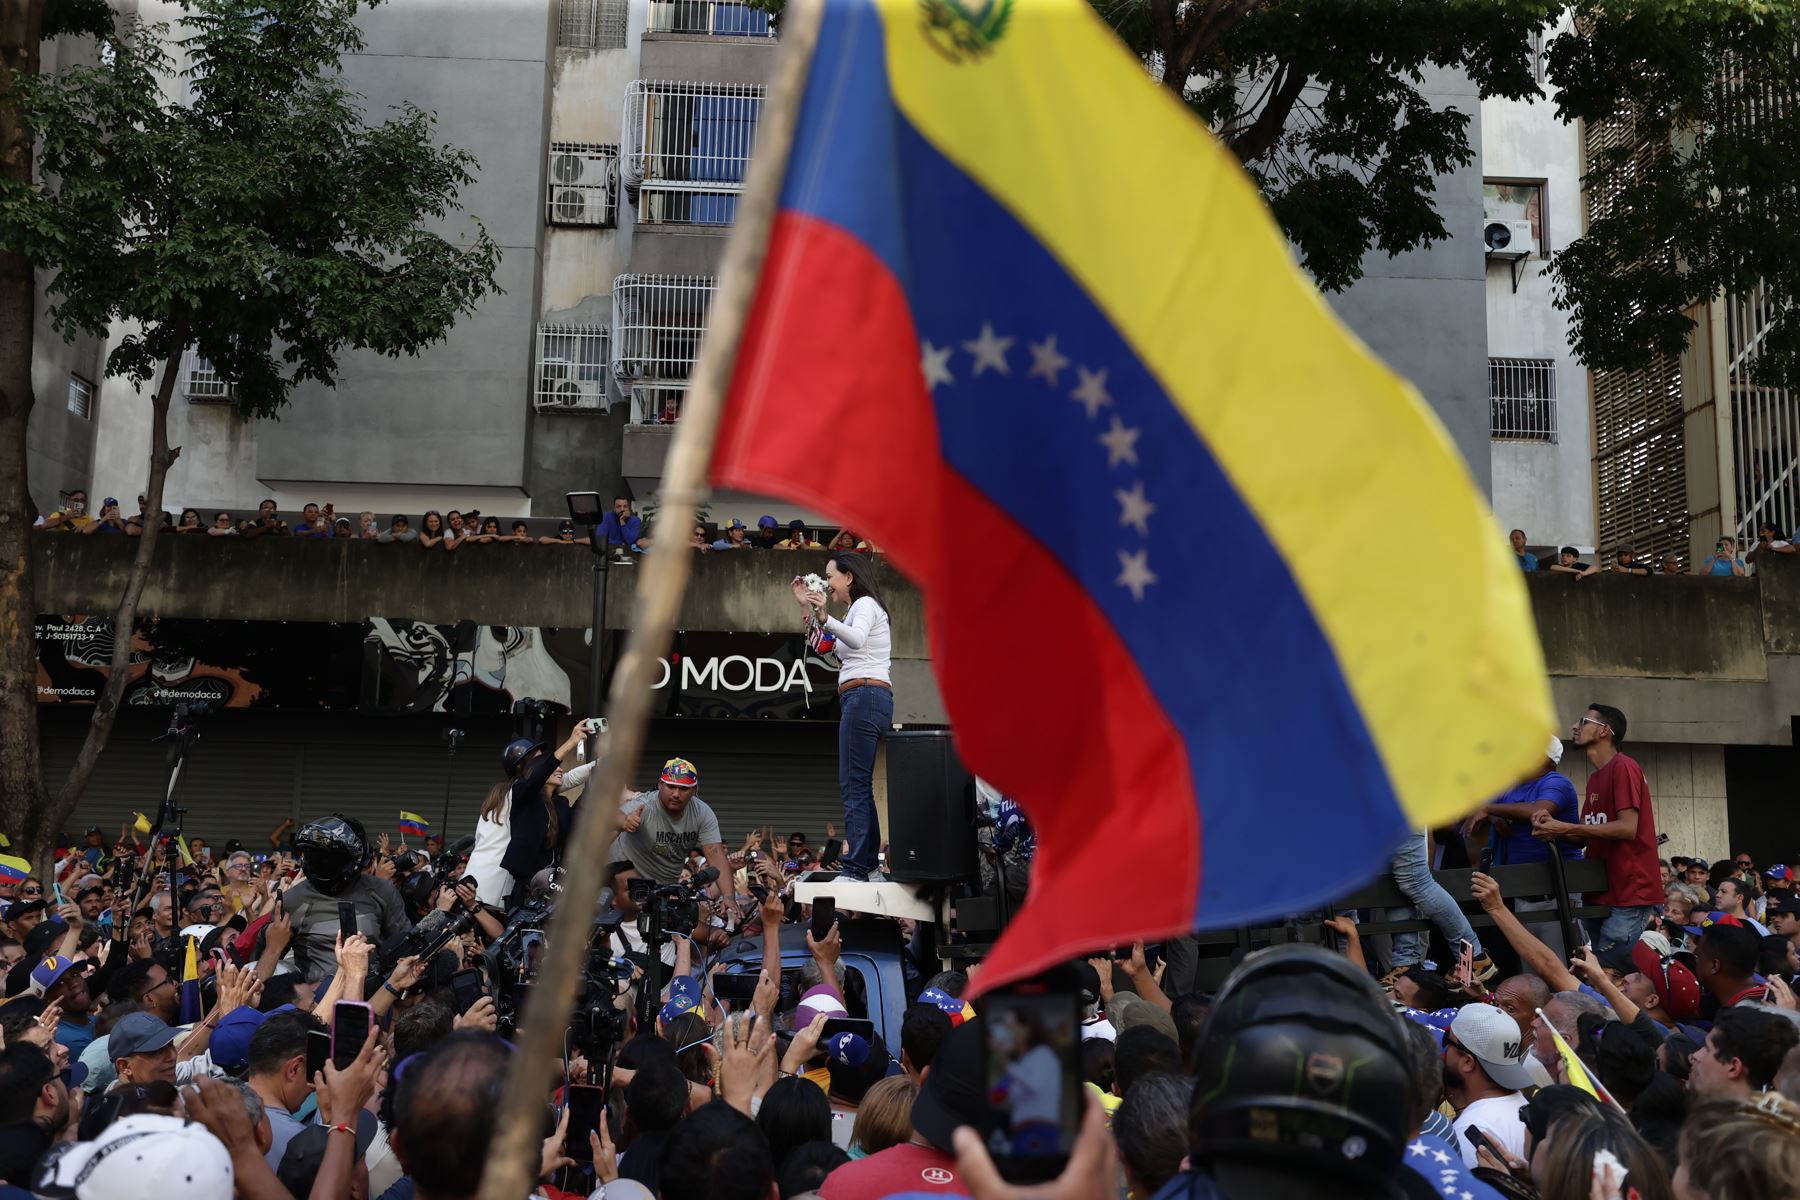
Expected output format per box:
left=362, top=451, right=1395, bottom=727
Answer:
left=566, top=491, right=608, bottom=762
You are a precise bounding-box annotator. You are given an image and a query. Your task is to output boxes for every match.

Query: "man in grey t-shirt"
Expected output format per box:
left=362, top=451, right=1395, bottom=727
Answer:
left=609, top=756, right=735, bottom=918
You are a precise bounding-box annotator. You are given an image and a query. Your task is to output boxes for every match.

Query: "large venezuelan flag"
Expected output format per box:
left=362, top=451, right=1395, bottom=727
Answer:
left=713, top=0, right=1553, bottom=989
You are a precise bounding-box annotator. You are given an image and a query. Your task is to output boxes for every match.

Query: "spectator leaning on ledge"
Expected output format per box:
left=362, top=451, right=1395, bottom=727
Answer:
left=378, top=514, right=418, bottom=543
left=1509, top=528, right=1537, bottom=571
left=1701, top=535, right=1747, bottom=577
left=1547, top=545, right=1591, bottom=575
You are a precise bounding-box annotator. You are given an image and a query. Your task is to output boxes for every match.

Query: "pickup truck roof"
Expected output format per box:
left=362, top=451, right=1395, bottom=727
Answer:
left=714, top=918, right=912, bottom=1047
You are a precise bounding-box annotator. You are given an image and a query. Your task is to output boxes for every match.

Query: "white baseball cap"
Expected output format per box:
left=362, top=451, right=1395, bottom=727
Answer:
left=33, top=1114, right=233, bottom=1200
left=1546, top=736, right=1564, bottom=766
left=1448, top=1003, right=1538, bottom=1092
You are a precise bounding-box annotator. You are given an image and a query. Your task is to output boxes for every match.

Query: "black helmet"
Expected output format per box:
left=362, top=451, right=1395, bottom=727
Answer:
left=293, top=815, right=369, bottom=896
left=1189, top=944, right=1412, bottom=1194
left=501, top=737, right=545, bottom=779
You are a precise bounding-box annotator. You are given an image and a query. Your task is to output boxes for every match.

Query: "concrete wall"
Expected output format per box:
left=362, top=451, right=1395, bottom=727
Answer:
left=23, top=22, right=115, bottom=511
left=1562, top=743, right=1730, bottom=863
left=1324, top=66, right=1493, bottom=494
left=1482, top=22, right=1595, bottom=553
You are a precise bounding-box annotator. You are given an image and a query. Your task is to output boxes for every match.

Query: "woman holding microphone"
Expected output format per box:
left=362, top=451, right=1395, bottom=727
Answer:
left=793, top=551, right=892, bottom=881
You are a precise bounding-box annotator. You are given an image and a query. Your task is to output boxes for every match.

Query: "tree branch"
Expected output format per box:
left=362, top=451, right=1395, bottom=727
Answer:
left=54, top=318, right=186, bottom=811
left=1228, top=61, right=1308, bottom=164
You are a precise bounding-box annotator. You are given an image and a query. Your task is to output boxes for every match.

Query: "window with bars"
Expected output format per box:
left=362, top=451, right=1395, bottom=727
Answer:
left=557, top=0, right=627, bottom=49
left=611, top=273, right=715, bottom=424
left=535, top=324, right=611, bottom=412
left=184, top=353, right=235, bottom=403
left=66, top=375, right=92, bottom=420
left=646, top=1, right=774, bottom=37
left=622, top=80, right=764, bottom=227
left=546, top=144, right=619, bottom=228
left=1489, top=358, right=1558, bottom=441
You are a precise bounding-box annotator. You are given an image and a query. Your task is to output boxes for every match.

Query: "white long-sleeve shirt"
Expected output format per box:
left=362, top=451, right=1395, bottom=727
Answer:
left=822, top=596, right=891, bottom=684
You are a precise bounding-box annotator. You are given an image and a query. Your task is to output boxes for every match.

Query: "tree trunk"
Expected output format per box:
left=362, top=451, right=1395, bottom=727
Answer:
left=0, top=0, right=49, bottom=875
left=48, top=329, right=185, bottom=852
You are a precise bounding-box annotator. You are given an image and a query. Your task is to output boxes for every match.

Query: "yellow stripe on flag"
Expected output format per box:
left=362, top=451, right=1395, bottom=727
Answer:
left=133, top=813, right=152, bottom=835
left=1539, top=1009, right=1622, bottom=1111
left=183, top=935, right=199, bottom=984
left=876, top=0, right=1551, bottom=824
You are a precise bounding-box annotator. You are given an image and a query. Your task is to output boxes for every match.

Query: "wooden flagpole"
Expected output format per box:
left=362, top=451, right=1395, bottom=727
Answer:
left=475, top=2, right=824, bottom=1196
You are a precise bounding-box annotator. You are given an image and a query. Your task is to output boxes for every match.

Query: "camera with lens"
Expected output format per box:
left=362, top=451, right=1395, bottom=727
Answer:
left=629, top=872, right=719, bottom=941
left=377, top=904, right=478, bottom=978
left=486, top=892, right=637, bottom=1063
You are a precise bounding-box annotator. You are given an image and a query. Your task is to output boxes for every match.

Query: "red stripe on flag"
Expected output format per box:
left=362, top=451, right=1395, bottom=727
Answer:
left=717, top=213, right=1201, bottom=987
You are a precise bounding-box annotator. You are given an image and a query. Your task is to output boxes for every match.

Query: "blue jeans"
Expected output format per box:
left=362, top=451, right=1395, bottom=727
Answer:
left=1384, top=831, right=1482, bottom=968
left=1586, top=906, right=1656, bottom=955
left=838, top=684, right=892, bottom=878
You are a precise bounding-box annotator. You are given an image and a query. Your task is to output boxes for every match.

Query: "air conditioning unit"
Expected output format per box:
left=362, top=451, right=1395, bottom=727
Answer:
left=550, top=187, right=608, bottom=225
left=551, top=150, right=611, bottom=188
left=535, top=357, right=610, bottom=413
left=547, top=149, right=617, bottom=226
left=1484, top=220, right=1536, bottom=260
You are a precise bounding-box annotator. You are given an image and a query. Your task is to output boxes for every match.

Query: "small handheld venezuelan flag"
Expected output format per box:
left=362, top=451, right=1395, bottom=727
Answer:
left=398, top=812, right=430, bottom=839
left=0, top=854, right=29, bottom=885
left=176, top=936, right=204, bottom=1025
left=712, top=0, right=1554, bottom=991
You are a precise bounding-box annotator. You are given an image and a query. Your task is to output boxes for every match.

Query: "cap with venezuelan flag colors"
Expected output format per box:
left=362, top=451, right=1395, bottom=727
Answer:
left=659, top=758, right=699, bottom=787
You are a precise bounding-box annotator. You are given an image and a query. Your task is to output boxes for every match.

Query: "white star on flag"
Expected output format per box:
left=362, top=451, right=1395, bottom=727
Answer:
left=963, top=323, right=1014, bottom=376
left=1431, top=1150, right=1452, bottom=1165
left=920, top=341, right=954, bottom=391
left=1027, top=336, right=1070, bottom=385
left=1098, top=415, right=1141, bottom=468
left=1116, top=548, right=1157, bottom=601
left=1070, top=366, right=1110, bottom=419
left=1407, top=1142, right=1428, bottom=1158
left=1115, top=480, right=1155, bottom=536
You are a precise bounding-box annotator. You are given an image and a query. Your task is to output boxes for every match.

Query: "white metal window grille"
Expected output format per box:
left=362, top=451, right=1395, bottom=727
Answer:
left=557, top=0, right=627, bottom=49
left=535, top=323, right=611, bottom=412
left=184, top=352, right=235, bottom=403
left=1729, top=282, right=1800, bottom=542
left=622, top=80, right=764, bottom=226
left=1489, top=357, right=1558, bottom=442
left=66, top=375, right=92, bottom=419
left=546, top=144, right=619, bottom=228
left=611, top=273, right=715, bottom=423
left=646, top=1, right=774, bottom=37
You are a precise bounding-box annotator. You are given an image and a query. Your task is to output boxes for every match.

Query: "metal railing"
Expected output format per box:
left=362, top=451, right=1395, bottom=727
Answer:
left=622, top=80, right=764, bottom=226
left=184, top=353, right=235, bottom=403
left=535, top=324, right=611, bottom=413
left=1728, top=281, right=1800, bottom=542
left=1489, top=357, right=1558, bottom=442
left=645, top=1, right=774, bottom=37
left=546, top=143, right=619, bottom=228
left=557, top=0, right=628, bottom=49
left=611, top=273, right=716, bottom=423
left=66, top=376, right=92, bottom=419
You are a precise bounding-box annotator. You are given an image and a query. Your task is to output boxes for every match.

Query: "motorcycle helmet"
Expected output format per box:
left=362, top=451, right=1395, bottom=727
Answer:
left=293, top=815, right=369, bottom=896
left=501, top=738, right=545, bottom=779
left=1190, top=944, right=1413, bottom=1195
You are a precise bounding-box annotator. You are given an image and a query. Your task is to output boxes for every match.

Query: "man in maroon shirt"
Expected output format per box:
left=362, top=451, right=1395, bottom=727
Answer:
left=1531, top=703, right=1662, bottom=953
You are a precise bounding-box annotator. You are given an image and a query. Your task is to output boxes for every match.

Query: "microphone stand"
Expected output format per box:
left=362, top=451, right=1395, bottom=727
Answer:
left=147, top=705, right=203, bottom=953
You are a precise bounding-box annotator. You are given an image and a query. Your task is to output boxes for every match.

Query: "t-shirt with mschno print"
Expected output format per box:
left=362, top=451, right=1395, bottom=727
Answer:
left=1582, top=751, right=1663, bottom=907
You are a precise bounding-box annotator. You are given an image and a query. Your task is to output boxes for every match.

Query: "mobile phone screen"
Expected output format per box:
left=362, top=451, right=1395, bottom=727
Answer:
left=338, top=902, right=358, bottom=942
left=564, top=1085, right=603, bottom=1162
left=450, top=968, right=484, bottom=1015
left=820, top=1017, right=876, bottom=1042
left=331, top=1001, right=372, bottom=1070
left=306, top=1028, right=330, bottom=1080
left=981, top=989, right=1081, bottom=1183
left=712, top=972, right=762, bottom=1005
left=810, top=897, right=836, bottom=943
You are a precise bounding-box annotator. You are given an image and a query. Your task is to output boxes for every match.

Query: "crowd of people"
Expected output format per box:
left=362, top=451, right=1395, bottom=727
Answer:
left=2, top=705, right=1798, bottom=1200
left=1510, top=526, right=1797, bottom=578
left=33, top=491, right=876, bottom=562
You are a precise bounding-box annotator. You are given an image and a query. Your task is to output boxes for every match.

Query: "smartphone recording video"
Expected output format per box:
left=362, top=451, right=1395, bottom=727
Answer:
left=981, top=988, right=1082, bottom=1183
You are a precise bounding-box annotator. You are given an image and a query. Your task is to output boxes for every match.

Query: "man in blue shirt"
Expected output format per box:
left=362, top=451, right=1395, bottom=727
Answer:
left=599, top=495, right=642, bottom=555
left=1510, top=528, right=1538, bottom=571
left=1469, top=736, right=1581, bottom=866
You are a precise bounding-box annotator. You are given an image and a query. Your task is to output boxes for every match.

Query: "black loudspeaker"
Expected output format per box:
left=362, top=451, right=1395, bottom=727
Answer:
left=885, top=730, right=978, bottom=883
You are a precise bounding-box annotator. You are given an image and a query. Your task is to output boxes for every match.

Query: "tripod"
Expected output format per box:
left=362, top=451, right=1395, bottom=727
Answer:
left=144, top=704, right=205, bottom=949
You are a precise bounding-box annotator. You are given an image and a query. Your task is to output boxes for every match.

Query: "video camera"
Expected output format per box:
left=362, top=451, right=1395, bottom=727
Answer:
left=485, top=881, right=635, bottom=1063
left=628, top=866, right=721, bottom=942
left=377, top=901, right=479, bottom=978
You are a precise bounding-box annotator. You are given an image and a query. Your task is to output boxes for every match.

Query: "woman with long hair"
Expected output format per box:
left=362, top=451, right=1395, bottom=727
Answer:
left=1533, top=1108, right=1672, bottom=1200
left=418, top=509, right=447, bottom=548
left=793, top=550, right=892, bottom=881
left=465, top=721, right=592, bottom=908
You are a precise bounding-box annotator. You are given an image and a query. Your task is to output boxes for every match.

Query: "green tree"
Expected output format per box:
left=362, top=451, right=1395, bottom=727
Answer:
left=1546, top=1, right=1800, bottom=390
left=0, top=0, right=500, bottom=871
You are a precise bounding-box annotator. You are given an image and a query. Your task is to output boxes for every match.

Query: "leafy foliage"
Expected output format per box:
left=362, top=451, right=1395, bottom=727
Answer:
left=0, top=0, right=501, bottom=416
left=1547, top=1, right=1800, bottom=389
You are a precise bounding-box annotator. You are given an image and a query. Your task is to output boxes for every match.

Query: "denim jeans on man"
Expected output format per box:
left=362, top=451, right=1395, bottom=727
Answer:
left=838, top=684, right=893, bottom=878
left=1384, top=831, right=1482, bottom=968
left=1585, top=905, right=1656, bottom=956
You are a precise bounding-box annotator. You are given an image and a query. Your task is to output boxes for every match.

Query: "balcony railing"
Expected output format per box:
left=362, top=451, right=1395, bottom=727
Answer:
left=611, top=273, right=715, bottom=424
left=184, top=352, right=235, bottom=404
left=645, top=1, right=774, bottom=37
left=557, top=0, right=627, bottom=50
left=622, top=80, right=764, bottom=227
left=535, top=324, right=611, bottom=413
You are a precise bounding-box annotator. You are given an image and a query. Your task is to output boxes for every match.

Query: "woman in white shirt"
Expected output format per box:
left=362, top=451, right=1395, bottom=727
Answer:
left=793, top=551, right=892, bottom=881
